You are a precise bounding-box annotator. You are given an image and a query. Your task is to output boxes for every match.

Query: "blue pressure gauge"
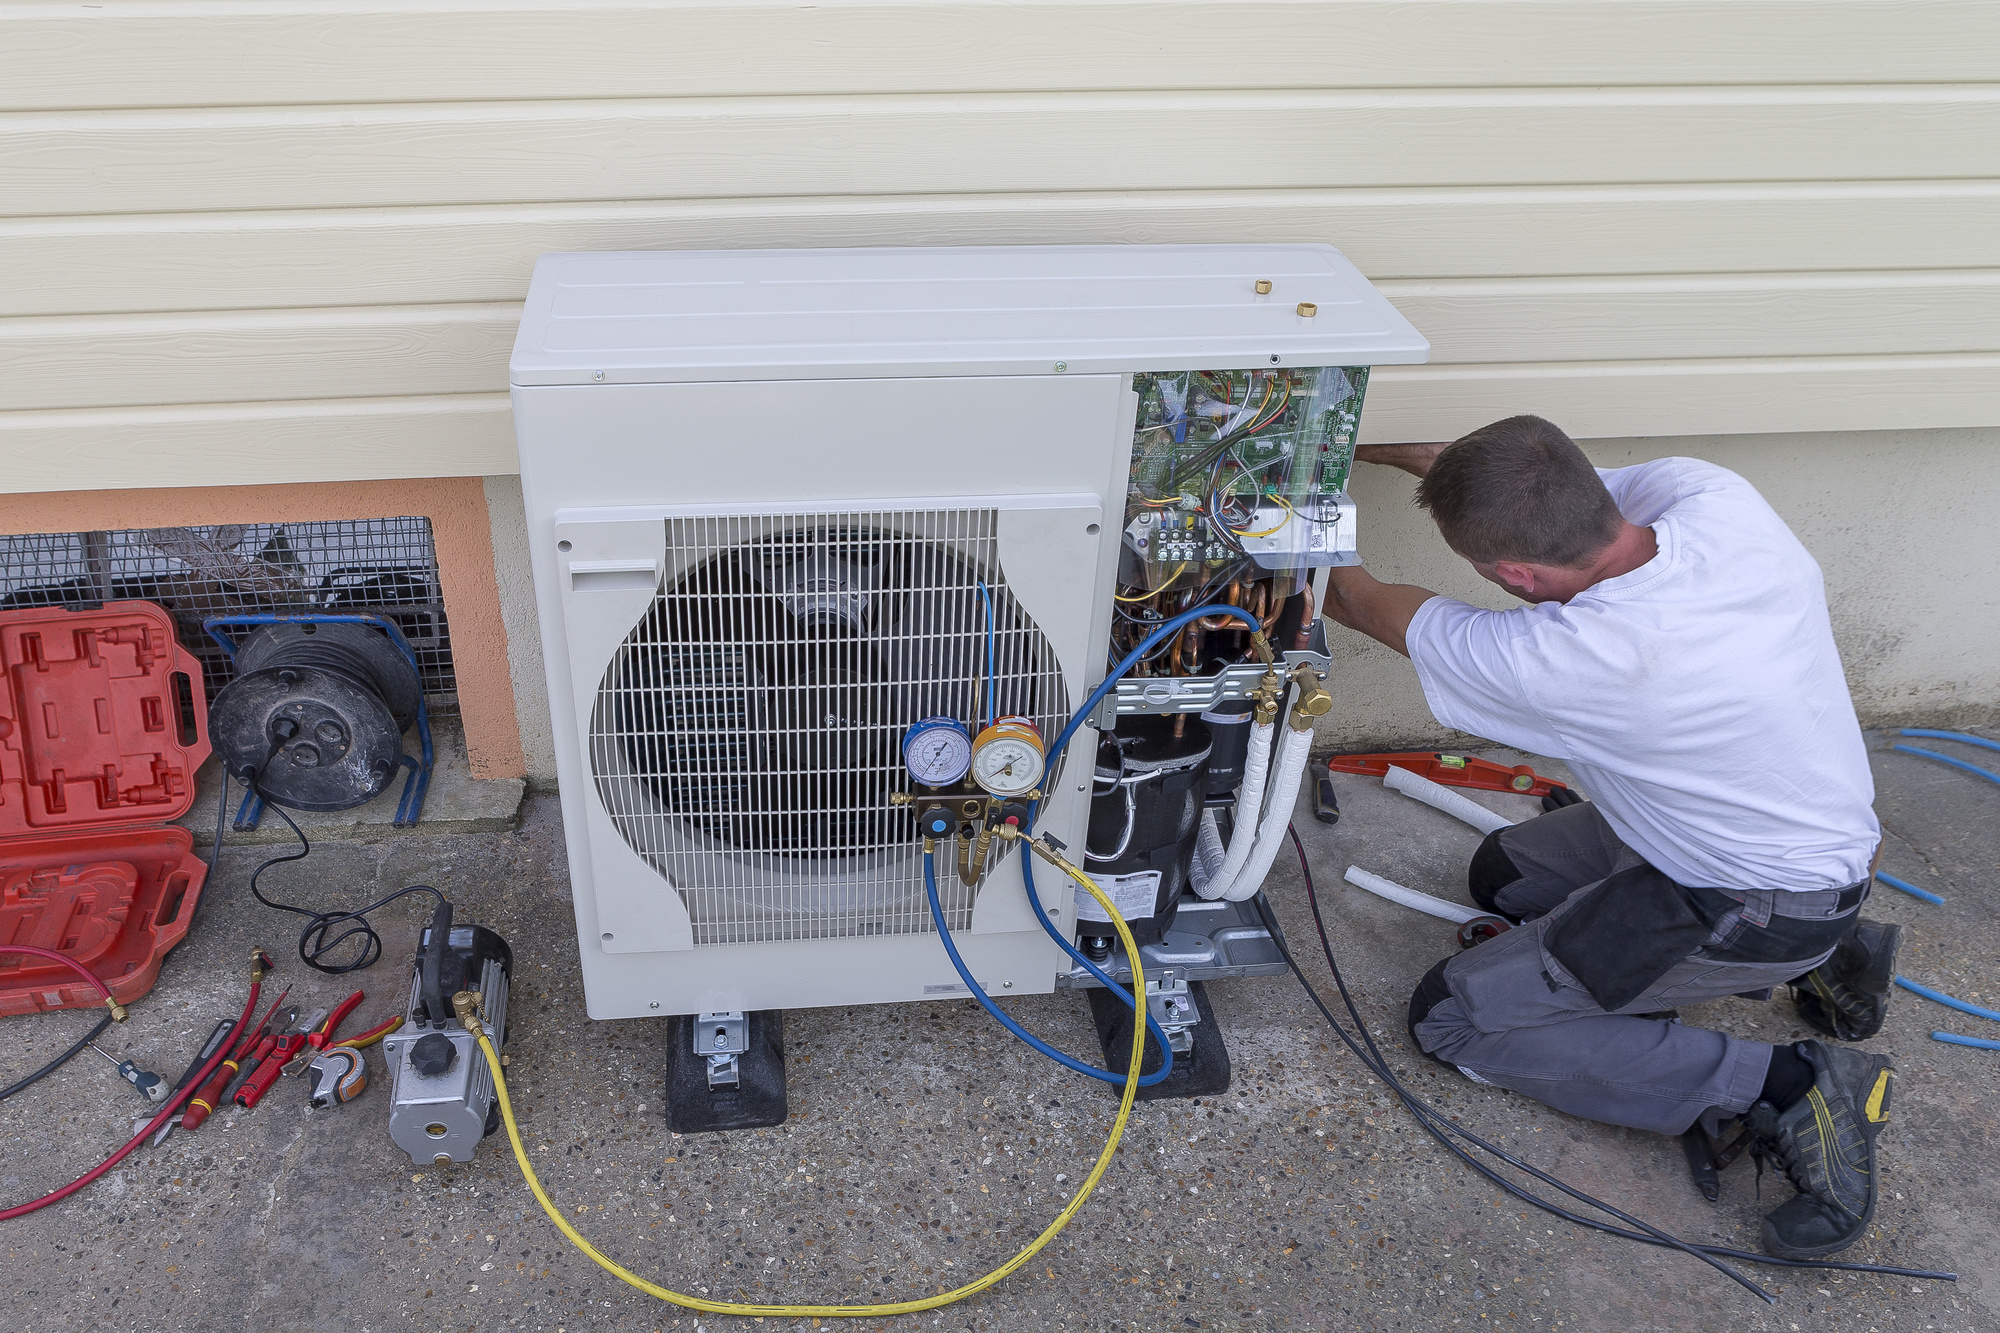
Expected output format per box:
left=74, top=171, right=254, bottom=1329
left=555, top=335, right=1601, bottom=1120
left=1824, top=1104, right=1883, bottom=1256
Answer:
left=903, top=717, right=973, bottom=788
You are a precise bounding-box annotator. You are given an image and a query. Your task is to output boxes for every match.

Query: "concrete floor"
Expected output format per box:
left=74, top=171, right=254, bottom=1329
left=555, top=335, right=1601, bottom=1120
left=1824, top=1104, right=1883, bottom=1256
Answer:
left=0, top=734, right=1993, bottom=1332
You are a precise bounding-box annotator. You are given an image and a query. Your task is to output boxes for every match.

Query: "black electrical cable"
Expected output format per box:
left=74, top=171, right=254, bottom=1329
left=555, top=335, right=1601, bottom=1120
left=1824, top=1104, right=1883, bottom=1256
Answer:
left=1263, top=823, right=1956, bottom=1292
left=241, top=772, right=446, bottom=974
left=0, top=1009, right=113, bottom=1105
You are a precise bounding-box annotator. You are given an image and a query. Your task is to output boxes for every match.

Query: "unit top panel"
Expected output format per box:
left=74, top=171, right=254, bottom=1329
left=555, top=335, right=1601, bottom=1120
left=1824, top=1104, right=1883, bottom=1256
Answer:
left=510, top=244, right=1428, bottom=386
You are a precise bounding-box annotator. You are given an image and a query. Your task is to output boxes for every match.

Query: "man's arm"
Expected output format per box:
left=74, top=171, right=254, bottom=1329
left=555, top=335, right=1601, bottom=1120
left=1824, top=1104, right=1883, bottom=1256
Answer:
left=1354, top=440, right=1450, bottom=479
left=1322, top=566, right=1437, bottom=658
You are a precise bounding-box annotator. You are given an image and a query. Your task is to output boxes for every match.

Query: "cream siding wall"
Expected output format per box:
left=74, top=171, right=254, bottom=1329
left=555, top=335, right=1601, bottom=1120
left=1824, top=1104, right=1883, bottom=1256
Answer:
left=3, top=1, right=1999, bottom=492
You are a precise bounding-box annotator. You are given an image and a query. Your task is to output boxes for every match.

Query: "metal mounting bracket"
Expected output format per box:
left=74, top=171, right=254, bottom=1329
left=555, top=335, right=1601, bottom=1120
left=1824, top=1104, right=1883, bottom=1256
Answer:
left=695, top=1011, right=749, bottom=1088
left=1087, top=648, right=1332, bottom=728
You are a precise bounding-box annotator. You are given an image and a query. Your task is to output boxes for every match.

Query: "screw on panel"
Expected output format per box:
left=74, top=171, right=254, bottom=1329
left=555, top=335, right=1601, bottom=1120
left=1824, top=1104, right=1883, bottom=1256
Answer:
left=1054, top=362, right=1068, bottom=373
left=592, top=370, right=605, bottom=381
left=1270, top=354, right=1281, bottom=363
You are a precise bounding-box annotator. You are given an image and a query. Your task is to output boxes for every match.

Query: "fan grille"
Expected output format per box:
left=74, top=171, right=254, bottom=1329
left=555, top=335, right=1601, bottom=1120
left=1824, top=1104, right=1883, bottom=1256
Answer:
left=589, top=509, right=1070, bottom=946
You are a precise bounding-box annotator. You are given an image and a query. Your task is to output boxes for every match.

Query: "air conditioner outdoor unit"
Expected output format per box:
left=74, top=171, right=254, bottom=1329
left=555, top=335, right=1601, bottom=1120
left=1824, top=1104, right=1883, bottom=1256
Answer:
left=510, top=246, right=1426, bottom=1103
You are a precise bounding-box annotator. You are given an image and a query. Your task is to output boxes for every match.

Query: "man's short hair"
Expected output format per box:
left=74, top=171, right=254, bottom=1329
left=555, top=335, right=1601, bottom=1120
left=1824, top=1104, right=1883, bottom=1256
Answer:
left=1414, top=415, right=1623, bottom=567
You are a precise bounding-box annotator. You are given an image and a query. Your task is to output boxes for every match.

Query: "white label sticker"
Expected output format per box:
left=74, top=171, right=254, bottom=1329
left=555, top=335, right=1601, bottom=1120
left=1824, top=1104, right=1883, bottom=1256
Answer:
left=1074, top=870, right=1163, bottom=924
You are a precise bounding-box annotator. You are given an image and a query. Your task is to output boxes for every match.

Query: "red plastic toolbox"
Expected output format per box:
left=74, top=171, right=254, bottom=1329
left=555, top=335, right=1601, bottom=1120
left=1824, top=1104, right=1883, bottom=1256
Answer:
left=0, top=601, right=211, bottom=1016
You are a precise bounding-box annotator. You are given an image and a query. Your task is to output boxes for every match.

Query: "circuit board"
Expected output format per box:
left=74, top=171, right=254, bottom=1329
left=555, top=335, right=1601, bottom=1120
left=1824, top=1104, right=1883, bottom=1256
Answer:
left=1122, top=366, right=1367, bottom=593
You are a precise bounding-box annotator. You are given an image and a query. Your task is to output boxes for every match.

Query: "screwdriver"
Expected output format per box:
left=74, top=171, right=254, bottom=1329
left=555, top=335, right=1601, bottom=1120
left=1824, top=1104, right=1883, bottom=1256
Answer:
left=86, top=1042, right=167, bottom=1104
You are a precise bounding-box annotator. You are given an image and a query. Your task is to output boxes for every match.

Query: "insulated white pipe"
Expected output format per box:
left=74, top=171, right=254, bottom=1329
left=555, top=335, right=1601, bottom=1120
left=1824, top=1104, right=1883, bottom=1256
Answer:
left=1220, top=725, right=1315, bottom=901
left=1193, top=718, right=1275, bottom=899
left=1343, top=865, right=1484, bottom=924
left=1190, top=809, right=1226, bottom=893
left=1383, top=765, right=1516, bottom=837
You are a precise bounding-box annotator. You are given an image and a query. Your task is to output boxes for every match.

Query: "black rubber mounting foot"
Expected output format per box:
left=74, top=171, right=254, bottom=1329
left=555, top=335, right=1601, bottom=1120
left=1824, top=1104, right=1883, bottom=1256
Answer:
left=1084, top=979, right=1231, bottom=1101
left=663, top=1009, right=788, bottom=1133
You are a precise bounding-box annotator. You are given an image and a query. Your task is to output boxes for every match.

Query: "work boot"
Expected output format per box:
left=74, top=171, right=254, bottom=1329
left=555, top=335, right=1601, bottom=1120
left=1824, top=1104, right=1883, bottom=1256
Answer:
left=1746, top=1040, right=1895, bottom=1259
left=1791, top=918, right=1902, bottom=1041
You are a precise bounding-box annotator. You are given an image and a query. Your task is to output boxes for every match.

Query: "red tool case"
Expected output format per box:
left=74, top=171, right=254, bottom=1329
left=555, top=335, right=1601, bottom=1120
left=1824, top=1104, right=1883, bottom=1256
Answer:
left=0, top=601, right=211, bottom=1015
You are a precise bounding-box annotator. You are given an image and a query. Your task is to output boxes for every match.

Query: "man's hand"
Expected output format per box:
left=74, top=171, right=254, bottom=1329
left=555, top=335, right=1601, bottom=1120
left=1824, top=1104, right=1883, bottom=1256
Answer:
left=1355, top=440, right=1450, bottom=479
left=1322, top=566, right=1436, bottom=658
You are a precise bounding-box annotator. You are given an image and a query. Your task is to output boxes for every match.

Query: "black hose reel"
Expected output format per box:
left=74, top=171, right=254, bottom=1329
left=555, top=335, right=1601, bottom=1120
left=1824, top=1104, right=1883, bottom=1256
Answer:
left=204, top=615, right=435, bottom=829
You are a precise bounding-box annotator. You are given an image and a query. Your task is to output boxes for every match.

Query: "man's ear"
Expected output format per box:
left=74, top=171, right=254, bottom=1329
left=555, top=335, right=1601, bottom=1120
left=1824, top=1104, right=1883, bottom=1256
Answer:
left=1492, top=560, right=1537, bottom=596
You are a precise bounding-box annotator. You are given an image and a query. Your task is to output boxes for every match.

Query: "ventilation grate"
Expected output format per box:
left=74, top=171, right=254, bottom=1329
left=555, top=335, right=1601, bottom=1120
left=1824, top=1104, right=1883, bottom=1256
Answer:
left=590, top=509, right=1069, bottom=947
left=0, top=519, right=455, bottom=715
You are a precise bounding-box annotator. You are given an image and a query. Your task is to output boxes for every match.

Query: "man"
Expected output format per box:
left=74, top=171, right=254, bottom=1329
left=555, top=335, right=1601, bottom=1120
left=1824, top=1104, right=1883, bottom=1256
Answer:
left=1322, top=415, right=1900, bottom=1261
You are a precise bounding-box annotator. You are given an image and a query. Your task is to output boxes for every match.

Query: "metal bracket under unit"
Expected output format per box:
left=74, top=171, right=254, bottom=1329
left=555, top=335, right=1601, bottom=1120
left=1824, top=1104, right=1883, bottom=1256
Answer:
left=694, top=1011, right=749, bottom=1088
left=1088, top=648, right=1333, bottom=727
left=1146, top=967, right=1200, bottom=1053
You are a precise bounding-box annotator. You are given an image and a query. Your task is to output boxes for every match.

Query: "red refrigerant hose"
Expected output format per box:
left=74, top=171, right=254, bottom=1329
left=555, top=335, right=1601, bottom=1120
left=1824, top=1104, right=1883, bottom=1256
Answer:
left=0, top=943, right=128, bottom=1018
left=0, top=951, right=269, bottom=1222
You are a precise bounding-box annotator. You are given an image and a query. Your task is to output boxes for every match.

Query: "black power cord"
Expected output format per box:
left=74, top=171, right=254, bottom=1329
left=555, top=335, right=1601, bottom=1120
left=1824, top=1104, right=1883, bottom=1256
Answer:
left=240, top=771, right=446, bottom=975
left=1259, top=822, right=1955, bottom=1300
left=0, top=1009, right=113, bottom=1105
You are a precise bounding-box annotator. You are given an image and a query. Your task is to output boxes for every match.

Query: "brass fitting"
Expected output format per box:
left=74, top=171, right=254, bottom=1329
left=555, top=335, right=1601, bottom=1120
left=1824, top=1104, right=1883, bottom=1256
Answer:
left=105, top=996, right=128, bottom=1023
left=889, top=792, right=912, bottom=806
left=1287, top=662, right=1333, bottom=731
left=249, top=948, right=273, bottom=984
left=1251, top=668, right=1285, bottom=725
left=451, top=990, right=483, bottom=1028
left=1248, top=629, right=1275, bottom=665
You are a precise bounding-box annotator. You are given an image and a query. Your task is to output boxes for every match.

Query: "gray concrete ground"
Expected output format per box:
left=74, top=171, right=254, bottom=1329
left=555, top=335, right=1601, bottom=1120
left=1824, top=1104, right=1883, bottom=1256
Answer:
left=1, top=733, right=1993, bottom=1332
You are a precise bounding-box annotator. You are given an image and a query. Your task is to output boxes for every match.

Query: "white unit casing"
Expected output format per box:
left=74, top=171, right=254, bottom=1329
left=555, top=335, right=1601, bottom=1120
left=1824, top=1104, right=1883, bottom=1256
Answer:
left=511, top=244, right=1426, bottom=1020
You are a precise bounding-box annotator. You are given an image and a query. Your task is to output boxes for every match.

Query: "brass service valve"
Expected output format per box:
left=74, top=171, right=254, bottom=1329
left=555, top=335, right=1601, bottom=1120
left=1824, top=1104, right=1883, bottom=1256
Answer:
left=1287, top=662, right=1334, bottom=731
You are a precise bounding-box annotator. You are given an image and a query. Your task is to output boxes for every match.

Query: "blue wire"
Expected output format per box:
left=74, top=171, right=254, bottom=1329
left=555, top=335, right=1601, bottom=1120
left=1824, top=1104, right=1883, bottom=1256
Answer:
left=1876, top=872, right=1945, bottom=905
left=923, top=848, right=1171, bottom=1086
left=1931, top=1031, right=2000, bottom=1052
left=1895, top=975, right=2000, bottom=1024
left=1900, top=728, right=2000, bottom=756
left=975, top=579, right=996, bottom=729
left=1890, top=744, right=2000, bottom=788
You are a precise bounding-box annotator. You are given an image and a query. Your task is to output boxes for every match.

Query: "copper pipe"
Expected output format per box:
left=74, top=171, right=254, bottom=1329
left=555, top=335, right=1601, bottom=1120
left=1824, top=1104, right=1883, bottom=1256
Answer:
left=1293, top=582, right=1317, bottom=650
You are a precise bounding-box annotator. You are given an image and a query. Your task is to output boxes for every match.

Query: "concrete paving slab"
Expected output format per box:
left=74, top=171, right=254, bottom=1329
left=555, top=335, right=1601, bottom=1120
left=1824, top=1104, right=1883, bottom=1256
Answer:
left=0, top=740, right=1989, bottom=1332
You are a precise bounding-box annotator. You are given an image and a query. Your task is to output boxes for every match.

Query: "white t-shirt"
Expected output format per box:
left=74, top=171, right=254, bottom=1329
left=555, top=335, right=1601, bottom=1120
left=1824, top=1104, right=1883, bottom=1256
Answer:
left=1405, top=457, right=1877, bottom=894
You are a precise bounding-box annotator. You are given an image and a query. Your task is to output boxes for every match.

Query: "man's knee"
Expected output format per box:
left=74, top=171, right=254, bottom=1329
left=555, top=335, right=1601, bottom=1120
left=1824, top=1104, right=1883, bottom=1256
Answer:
left=1407, top=957, right=1456, bottom=1059
left=1467, top=830, right=1522, bottom=915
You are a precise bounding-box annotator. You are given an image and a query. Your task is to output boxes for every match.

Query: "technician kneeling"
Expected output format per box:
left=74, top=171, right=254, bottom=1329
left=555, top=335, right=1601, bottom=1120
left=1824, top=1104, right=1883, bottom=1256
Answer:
left=1323, top=415, right=1900, bottom=1261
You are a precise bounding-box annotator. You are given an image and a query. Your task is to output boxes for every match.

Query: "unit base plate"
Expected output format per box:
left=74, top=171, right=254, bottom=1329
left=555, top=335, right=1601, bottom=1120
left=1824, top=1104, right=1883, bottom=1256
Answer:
left=1056, top=894, right=1287, bottom=989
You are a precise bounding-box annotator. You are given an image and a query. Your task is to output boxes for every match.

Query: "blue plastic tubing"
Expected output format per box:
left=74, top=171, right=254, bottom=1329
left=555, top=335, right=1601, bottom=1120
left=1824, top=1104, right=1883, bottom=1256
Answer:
left=1890, top=744, right=2000, bottom=788
left=1900, top=728, right=2000, bottom=756
left=1875, top=872, right=1945, bottom=905
left=1931, top=1032, right=2000, bottom=1052
left=936, top=602, right=1264, bottom=1087
left=923, top=848, right=1172, bottom=1086
left=1895, top=975, right=2000, bottom=1024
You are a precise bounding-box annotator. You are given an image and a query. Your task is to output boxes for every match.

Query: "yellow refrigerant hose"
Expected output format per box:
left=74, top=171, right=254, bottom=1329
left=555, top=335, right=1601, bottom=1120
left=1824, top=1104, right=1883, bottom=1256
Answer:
left=461, top=839, right=1147, bottom=1319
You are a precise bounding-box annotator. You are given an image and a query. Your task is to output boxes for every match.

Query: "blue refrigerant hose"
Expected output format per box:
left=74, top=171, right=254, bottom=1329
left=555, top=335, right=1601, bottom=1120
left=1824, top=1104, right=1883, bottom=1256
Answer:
left=930, top=602, right=1268, bottom=1087
left=924, top=848, right=1172, bottom=1086
left=1001, top=602, right=1269, bottom=1082
left=1895, top=975, right=2000, bottom=1024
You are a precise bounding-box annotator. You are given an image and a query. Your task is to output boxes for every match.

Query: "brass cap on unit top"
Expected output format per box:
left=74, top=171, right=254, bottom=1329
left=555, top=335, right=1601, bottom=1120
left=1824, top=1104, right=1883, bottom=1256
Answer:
left=1297, top=302, right=1318, bottom=317
left=1255, top=279, right=1273, bottom=295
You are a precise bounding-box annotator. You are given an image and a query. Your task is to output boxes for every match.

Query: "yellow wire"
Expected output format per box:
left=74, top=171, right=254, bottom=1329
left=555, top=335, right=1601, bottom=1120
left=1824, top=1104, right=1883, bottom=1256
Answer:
left=1114, top=561, right=1189, bottom=601
left=1230, top=494, right=1294, bottom=539
left=470, top=844, right=1148, bottom=1319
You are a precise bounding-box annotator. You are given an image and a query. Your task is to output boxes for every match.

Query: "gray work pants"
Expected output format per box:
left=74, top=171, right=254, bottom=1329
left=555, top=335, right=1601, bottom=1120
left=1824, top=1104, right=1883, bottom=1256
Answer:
left=1411, top=804, right=1857, bottom=1136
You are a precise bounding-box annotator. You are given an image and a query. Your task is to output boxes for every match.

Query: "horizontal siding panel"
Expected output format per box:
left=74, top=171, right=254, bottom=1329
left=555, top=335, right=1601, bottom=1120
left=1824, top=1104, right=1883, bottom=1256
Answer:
left=1366, top=353, right=2000, bottom=441
left=9, top=183, right=2000, bottom=317
left=11, top=275, right=1998, bottom=411
left=8, top=354, right=1996, bottom=492
left=7, top=89, right=1999, bottom=218
left=4, top=1, right=1996, bottom=112
left=1387, top=272, right=2000, bottom=366
left=0, top=394, right=516, bottom=493
left=0, top=304, right=519, bottom=410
